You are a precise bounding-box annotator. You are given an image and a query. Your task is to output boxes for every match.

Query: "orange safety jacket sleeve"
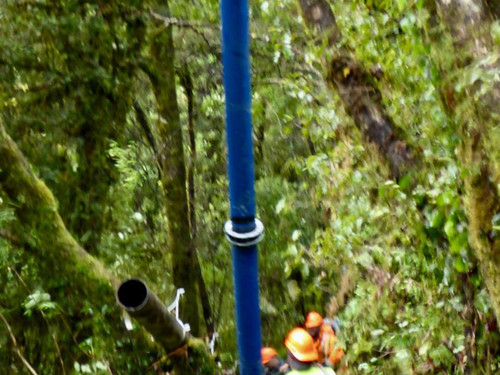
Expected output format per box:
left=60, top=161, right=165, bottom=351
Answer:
left=320, top=325, right=345, bottom=366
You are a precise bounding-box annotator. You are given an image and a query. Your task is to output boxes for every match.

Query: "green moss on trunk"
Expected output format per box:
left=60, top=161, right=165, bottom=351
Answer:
left=0, top=123, right=213, bottom=373
left=434, top=0, right=500, bottom=323
left=0, top=124, right=114, bottom=292
left=146, top=3, right=200, bottom=337
left=463, top=133, right=500, bottom=322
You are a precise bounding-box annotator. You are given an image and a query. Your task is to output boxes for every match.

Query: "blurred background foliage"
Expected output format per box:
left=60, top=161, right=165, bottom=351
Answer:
left=0, top=0, right=499, bottom=373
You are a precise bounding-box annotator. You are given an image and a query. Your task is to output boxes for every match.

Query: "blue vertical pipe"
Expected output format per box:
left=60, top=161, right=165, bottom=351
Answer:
left=220, top=0, right=263, bottom=374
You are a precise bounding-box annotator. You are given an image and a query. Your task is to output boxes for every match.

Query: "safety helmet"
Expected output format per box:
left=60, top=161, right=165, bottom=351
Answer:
left=284, top=327, right=318, bottom=362
left=261, top=347, right=278, bottom=364
left=305, top=311, right=323, bottom=328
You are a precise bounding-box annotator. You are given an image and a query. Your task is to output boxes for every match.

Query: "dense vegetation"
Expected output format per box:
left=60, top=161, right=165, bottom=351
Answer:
left=0, top=0, right=499, bottom=374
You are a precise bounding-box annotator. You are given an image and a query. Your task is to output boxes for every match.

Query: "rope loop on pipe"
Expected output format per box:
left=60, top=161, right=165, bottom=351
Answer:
left=224, top=218, right=264, bottom=246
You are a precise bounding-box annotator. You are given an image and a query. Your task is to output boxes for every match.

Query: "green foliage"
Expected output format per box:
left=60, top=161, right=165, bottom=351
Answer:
left=1, top=0, right=499, bottom=373
left=22, top=291, right=58, bottom=317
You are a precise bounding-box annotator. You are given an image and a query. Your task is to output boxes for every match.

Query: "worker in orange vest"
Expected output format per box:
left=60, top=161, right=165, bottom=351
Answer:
left=304, top=311, right=345, bottom=368
left=261, top=347, right=290, bottom=374
left=284, top=327, right=335, bottom=374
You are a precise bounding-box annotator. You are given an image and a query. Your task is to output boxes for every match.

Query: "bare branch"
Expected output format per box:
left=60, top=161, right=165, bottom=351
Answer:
left=148, top=10, right=218, bottom=57
left=148, top=10, right=219, bottom=30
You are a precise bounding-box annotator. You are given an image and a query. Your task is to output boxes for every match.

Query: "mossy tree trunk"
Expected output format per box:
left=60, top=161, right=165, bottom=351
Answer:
left=0, top=122, right=120, bottom=372
left=0, top=122, right=214, bottom=374
left=0, top=123, right=115, bottom=293
left=434, top=0, right=500, bottom=323
left=145, top=2, right=201, bottom=337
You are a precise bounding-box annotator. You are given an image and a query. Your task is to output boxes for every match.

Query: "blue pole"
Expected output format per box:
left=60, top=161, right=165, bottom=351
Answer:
left=220, top=0, right=264, bottom=374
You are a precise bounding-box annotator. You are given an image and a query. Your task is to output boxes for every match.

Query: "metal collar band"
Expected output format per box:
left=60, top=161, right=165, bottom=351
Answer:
left=224, top=218, right=264, bottom=246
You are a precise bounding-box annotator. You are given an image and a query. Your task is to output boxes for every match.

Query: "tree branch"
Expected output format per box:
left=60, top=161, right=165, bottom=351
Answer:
left=148, top=10, right=218, bottom=30
left=178, top=65, right=215, bottom=337
left=297, top=0, right=417, bottom=179
left=133, top=100, right=159, bottom=156
left=0, top=311, right=40, bottom=375
left=148, top=10, right=218, bottom=50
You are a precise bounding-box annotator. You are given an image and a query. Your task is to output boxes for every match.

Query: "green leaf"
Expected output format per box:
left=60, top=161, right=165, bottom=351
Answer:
left=0, top=208, right=15, bottom=223
left=275, top=198, right=286, bottom=214
left=398, top=174, right=412, bottom=190
left=419, top=342, right=431, bottom=356
left=287, top=280, right=300, bottom=301
left=444, top=218, right=456, bottom=239
left=292, top=230, right=301, bottom=241
left=396, top=0, right=406, bottom=12
left=23, top=291, right=57, bottom=316
left=429, top=210, right=445, bottom=228
left=370, top=329, right=385, bottom=337
left=454, top=257, right=469, bottom=273
left=492, top=21, right=500, bottom=44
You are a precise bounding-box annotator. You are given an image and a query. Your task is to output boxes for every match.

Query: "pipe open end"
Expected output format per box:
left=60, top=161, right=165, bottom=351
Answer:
left=117, top=279, right=148, bottom=311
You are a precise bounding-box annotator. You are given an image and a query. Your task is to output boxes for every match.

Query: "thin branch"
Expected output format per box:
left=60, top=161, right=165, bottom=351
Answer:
left=148, top=10, right=219, bottom=30
left=148, top=10, right=218, bottom=50
left=51, top=332, right=67, bottom=375
left=133, top=100, right=158, bottom=156
left=0, top=311, right=40, bottom=375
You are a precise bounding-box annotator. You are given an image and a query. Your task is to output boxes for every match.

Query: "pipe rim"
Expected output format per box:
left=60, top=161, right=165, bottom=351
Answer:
left=117, top=279, right=150, bottom=312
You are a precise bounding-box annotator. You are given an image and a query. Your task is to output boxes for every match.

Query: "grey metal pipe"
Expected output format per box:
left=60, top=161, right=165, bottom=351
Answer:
left=117, top=279, right=187, bottom=353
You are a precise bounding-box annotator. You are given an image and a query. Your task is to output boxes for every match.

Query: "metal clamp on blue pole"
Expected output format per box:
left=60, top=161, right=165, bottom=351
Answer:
left=224, top=218, right=264, bottom=247
left=220, top=0, right=264, bottom=373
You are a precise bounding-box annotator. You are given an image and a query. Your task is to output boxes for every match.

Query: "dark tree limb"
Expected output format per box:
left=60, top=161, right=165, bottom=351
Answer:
left=298, top=0, right=340, bottom=45
left=179, top=66, right=215, bottom=337
left=133, top=100, right=164, bottom=180
left=134, top=100, right=159, bottom=156
left=148, top=10, right=218, bottom=51
left=178, top=66, right=197, bottom=241
left=297, top=0, right=417, bottom=180
left=485, top=0, right=500, bottom=19
left=328, top=57, right=415, bottom=178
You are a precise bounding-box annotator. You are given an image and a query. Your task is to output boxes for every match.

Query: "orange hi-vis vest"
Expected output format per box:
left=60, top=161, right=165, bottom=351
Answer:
left=313, top=324, right=344, bottom=366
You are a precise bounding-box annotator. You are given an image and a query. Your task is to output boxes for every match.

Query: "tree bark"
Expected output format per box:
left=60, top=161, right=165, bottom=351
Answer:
left=485, top=1, right=500, bottom=19
left=298, top=0, right=340, bottom=45
left=0, top=121, right=119, bottom=372
left=297, top=0, right=416, bottom=179
left=434, top=0, right=500, bottom=323
left=147, top=3, right=201, bottom=336
left=461, top=128, right=500, bottom=323
left=179, top=66, right=215, bottom=337
left=0, top=123, right=114, bottom=292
